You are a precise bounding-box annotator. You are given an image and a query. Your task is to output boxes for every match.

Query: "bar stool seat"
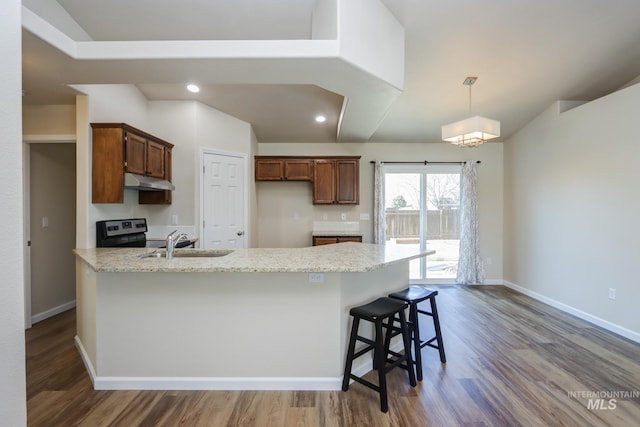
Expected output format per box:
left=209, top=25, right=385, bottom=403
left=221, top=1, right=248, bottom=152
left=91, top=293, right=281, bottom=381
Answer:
left=341, top=297, right=416, bottom=413
left=388, top=286, right=446, bottom=381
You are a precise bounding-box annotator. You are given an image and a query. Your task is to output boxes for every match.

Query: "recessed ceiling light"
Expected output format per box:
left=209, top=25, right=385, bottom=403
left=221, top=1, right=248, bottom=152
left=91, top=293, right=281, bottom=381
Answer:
left=315, top=115, right=327, bottom=123
left=186, top=84, right=200, bottom=93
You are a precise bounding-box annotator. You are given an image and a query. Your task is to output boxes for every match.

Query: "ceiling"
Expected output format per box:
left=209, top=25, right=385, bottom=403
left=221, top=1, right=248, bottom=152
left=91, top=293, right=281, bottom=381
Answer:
left=21, top=0, right=640, bottom=143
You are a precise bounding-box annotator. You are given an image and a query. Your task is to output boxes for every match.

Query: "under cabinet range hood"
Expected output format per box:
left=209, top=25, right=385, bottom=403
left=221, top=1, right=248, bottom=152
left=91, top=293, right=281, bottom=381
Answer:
left=124, top=173, right=175, bottom=191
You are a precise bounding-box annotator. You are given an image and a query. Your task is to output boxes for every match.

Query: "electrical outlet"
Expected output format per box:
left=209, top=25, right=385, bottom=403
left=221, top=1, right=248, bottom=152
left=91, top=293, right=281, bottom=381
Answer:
left=485, top=257, right=493, bottom=265
left=360, top=213, right=370, bottom=220
left=341, top=213, right=347, bottom=220
left=171, top=214, right=178, bottom=225
left=309, top=273, right=325, bottom=283
left=608, top=288, right=616, bottom=300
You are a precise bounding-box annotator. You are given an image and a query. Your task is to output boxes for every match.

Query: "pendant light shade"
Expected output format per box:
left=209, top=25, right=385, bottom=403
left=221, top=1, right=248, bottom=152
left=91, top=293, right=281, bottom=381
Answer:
left=441, top=77, right=500, bottom=147
left=441, top=115, right=500, bottom=147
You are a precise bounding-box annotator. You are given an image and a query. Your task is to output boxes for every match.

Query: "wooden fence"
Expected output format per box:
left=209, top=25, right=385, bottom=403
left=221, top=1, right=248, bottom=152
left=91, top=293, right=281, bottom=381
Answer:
left=385, top=209, right=459, bottom=240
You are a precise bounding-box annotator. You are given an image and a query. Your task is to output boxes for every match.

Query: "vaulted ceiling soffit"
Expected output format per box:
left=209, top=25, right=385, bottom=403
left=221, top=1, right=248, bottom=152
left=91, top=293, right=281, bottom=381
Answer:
left=22, top=0, right=404, bottom=141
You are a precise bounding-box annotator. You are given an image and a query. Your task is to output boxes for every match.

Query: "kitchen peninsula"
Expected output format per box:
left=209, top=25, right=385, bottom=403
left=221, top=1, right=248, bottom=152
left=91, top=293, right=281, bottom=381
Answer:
left=74, top=243, right=433, bottom=390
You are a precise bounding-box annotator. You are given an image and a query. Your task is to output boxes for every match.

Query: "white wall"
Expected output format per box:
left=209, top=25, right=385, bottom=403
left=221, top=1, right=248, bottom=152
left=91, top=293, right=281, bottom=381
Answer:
left=192, top=101, right=256, bottom=246
left=257, top=141, right=504, bottom=282
left=71, top=85, right=255, bottom=248
left=146, top=100, right=256, bottom=244
left=23, top=104, right=76, bottom=135
left=0, top=0, right=27, bottom=424
left=74, top=84, right=149, bottom=248
left=29, top=144, right=76, bottom=320
left=504, top=84, right=640, bottom=338
left=145, top=101, right=197, bottom=228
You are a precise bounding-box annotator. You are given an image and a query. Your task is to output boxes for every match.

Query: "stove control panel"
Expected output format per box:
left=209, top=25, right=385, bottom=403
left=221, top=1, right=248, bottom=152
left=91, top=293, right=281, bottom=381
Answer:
left=96, top=218, right=148, bottom=247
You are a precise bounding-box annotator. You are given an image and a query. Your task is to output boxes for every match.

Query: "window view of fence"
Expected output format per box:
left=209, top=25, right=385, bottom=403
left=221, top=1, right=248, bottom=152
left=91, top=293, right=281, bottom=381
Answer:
left=385, top=170, right=461, bottom=280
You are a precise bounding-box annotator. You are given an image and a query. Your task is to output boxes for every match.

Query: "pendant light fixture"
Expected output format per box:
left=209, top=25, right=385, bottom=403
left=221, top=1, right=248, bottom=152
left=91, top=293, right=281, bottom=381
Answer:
left=441, top=77, right=500, bottom=147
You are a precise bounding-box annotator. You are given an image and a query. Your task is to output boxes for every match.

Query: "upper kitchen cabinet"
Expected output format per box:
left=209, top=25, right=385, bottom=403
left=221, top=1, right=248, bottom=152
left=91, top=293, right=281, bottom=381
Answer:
left=255, top=157, right=312, bottom=181
left=284, top=159, right=312, bottom=181
left=313, top=157, right=360, bottom=205
left=312, top=160, right=335, bottom=204
left=255, top=155, right=360, bottom=204
left=91, top=123, right=174, bottom=204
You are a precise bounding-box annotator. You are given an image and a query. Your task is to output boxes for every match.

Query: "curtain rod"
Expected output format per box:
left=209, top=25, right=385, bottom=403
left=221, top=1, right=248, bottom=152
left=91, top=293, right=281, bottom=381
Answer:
left=368, top=160, right=481, bottom=165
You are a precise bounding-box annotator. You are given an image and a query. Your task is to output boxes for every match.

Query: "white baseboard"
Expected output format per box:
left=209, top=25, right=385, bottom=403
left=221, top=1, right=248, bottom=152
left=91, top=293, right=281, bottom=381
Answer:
left=416, top=279, right=503, bottom=286
left=73, top=337, right=407, bottom=391
left=32, top=300, right=76, bottom=324
left=75, top=335, right=98, bottom=387
left=503, top=280, right=640, bottom=344
left=92, top=376, right=343, bottom=391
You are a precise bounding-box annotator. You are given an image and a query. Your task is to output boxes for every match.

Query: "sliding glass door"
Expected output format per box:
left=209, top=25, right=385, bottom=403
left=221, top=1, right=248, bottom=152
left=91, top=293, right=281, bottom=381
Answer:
left=384, top=165, right=461, bottom=283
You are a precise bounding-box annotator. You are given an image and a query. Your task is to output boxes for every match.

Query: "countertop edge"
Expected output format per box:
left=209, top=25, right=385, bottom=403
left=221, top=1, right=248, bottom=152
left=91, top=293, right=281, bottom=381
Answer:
left=74, top=245, right=435, bottom=274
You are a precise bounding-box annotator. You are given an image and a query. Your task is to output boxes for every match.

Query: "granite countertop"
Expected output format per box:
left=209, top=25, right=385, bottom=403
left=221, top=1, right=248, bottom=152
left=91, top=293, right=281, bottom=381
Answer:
left=74, top=243, right=434, bottom=273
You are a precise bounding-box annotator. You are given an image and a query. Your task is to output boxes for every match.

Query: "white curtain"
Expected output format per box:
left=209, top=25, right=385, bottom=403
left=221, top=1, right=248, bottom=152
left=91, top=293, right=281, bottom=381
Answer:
left=456, top=161, right=484, bottom=284
left=373, top=160, right=386, bottom=244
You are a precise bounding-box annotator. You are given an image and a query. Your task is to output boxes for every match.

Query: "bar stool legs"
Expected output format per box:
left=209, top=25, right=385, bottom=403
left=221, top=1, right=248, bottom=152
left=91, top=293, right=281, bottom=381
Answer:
left=342, top=297, right=416, bottom=413
left=425, top=292, right=446, bottom=365
left=389, top=286, right=446, bottom=382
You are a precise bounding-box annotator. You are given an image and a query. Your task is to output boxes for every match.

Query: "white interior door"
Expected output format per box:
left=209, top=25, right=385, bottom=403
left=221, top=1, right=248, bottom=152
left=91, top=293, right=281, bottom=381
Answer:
left=202, top=151, right=246, bottom=249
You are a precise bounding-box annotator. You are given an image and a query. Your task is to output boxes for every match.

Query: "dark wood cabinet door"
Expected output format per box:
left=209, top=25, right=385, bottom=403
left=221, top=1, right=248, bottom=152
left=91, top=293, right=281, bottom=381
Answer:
left=336, top=159, right=359, bottom=204
left=337, top=236, right=362, bottom=243
left=145, top=140, right=165, bottom=178
left=312, top=160, right=336, bottom=204
left=93, top=123, right=174, bottom=205
left=255, top=159, right=284, bottom=181
left=92, top=127, right=125, bottom=203
left=284, top=159, right=312, bottom=181
left=139, top=147, right=172, bottom=205
left=313, top=235, right=361, bottom=245
left=254, top=155, right=359, bottom=204
left=124, top=132, right=146, bottom=175
left=312, top=236, right=339, bottom=246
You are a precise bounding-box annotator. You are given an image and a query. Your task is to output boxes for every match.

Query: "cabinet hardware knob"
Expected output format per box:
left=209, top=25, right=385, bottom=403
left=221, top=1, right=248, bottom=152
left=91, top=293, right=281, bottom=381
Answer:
left=237, top=231, right=245, bottom=236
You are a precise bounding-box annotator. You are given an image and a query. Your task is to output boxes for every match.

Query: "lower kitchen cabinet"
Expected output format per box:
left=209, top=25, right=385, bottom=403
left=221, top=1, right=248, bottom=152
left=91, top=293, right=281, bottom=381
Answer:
left=312, top=235, right=363, bottom=246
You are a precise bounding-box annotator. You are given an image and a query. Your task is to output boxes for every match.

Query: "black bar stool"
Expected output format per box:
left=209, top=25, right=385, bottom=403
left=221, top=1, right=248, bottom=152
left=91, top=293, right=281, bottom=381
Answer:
left=388, top=286, right=446, bottom=381
left=342, top=297, right=416, bottom=413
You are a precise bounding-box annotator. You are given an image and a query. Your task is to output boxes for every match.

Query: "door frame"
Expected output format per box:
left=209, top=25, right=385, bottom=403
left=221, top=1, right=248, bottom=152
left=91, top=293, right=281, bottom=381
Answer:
left=383, top=163, right=462, bottom=285
left=22, top=134, right=76, bottom=329
left=198, top=148, right=249, bottom=249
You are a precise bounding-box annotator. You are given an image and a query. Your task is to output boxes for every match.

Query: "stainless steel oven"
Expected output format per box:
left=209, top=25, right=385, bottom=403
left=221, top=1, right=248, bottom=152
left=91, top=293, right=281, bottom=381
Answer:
left=96, top=218, right=148, bottom=247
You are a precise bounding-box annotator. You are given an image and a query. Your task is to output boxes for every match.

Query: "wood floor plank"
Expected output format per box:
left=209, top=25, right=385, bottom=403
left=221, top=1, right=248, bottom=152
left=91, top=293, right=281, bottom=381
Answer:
left=25, top=285, right=640, bottom=426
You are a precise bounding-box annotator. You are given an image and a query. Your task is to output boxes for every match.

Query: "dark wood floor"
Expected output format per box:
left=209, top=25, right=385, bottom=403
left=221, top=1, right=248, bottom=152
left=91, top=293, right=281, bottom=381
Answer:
left=26, top=285, right=640, bottom=426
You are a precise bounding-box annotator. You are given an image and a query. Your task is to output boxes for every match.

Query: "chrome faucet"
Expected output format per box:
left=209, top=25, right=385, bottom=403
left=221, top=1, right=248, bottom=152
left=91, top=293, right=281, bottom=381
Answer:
left=166, top=230, right=190, bottom=260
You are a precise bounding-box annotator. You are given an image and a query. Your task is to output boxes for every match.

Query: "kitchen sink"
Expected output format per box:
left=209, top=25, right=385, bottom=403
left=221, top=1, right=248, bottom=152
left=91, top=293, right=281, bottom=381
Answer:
left=139, top=249, right=233, bottom=259
left=171, top=250, right=232, bottom=258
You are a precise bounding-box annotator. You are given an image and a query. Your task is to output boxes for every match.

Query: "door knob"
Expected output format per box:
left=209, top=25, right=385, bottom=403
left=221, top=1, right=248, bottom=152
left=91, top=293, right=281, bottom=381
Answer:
left=237, top=231, right=245, bottom=236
